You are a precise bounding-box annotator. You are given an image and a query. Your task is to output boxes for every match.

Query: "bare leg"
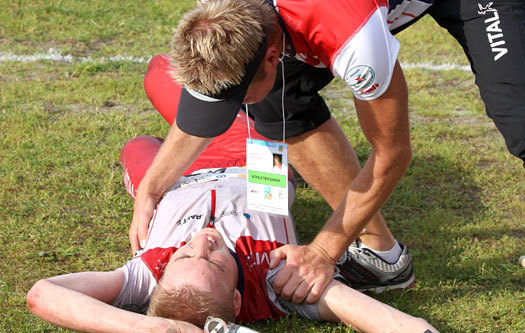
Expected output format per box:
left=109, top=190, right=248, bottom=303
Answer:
left=286, top=117, right=395, bottom=251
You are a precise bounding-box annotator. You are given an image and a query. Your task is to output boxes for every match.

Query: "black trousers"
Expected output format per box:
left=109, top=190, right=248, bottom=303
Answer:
left=427, top=0, right=525, bottom=165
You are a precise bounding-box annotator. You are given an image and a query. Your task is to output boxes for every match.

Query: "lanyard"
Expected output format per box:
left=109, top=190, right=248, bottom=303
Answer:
left=245, top=34, right=289, bottom=216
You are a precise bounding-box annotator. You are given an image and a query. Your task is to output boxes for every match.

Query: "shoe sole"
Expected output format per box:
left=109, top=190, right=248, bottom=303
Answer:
left=356, top=274, right=417, bottom=294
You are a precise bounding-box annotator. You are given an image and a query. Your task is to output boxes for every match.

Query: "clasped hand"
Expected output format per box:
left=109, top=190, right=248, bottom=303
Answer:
left=129, top=193, right=159, bottom=254
left=269, top=244, right=335, bottom=304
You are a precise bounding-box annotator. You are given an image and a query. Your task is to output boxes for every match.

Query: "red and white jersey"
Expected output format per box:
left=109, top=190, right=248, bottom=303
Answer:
left=273, top=0, right=433, bottom=100
left=387, top=0, right=434, bottom=31
left=113, top=176, right=301, bottom=322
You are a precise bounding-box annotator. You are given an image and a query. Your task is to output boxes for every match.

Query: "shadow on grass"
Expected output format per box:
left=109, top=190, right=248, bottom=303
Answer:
left=289, top=153, right=522, bottom=332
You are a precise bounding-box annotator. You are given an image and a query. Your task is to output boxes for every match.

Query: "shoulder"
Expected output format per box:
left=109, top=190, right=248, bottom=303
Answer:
left=276, top=0, right=390, bottom=67
left=113, top=259, right=155, bottom=313
left=276, top=0, right=387, bottom=25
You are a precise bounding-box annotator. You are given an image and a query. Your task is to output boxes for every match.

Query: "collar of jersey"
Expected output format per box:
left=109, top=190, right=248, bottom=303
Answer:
left=229, top=248, right=245, bottom=303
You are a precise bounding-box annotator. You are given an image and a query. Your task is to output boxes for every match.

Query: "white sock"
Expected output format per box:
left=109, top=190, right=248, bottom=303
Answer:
left=359, top=240, right=402, bottom=264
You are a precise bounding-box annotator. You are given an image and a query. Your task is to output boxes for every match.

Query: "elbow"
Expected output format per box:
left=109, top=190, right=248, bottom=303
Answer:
left=27, top=279, right=47, bottom=318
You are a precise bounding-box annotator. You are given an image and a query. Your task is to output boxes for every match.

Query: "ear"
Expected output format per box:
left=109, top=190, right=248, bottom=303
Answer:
left=233, top=289, right=242, bottom=316
left=263, top=43, right=281, bottom=67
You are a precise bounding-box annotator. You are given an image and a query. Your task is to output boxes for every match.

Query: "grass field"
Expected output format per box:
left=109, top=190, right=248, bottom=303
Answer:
left=1, top=1, right=524, bottom=332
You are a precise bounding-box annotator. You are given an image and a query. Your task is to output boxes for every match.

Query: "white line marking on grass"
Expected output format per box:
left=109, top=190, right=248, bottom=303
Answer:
left=0, top=49, right=472, bottom=72
left=400, top=62, right=471, bottom=72
left=0, top=48, right=151, bottom=64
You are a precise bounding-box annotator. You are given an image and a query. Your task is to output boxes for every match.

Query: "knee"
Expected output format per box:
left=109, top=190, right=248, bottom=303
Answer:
left=120, top=136, right=163, bottom=166
left=26, top=280, right=45, bottom=316
left=144, top=54, right=182, bottom=125
left=144, top=54, right=172, bottom=99
left=146, top=54, right=170, bottom=76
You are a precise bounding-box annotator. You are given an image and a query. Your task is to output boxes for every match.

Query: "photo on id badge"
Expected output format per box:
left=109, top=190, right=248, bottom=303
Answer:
left=272, top=153, right=282, bottom=170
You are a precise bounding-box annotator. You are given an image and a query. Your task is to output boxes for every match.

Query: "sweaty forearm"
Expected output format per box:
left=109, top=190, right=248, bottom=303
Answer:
left=27, top=280, right=172, bottom=333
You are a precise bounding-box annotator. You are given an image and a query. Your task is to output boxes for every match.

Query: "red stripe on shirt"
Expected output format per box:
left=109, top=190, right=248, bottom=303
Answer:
left=283, top=217, right=289, bottom=244
left=208, top=189, right=216, bottom=227
left=388, top=11, right=418, bottom=24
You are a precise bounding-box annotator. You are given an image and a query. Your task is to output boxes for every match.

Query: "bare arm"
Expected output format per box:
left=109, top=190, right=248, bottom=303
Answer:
left=27, top=271, right=202, bottom=333
left=318, top=280, right=438, bottom=333
left=271, top=61, right=411, bottom=303
left=312, top=60, right=411, bottom=261
left=130, top=123, right=213, bottom=253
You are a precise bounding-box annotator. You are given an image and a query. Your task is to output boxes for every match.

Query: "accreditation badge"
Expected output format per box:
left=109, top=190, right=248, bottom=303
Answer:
left=246, top=139, right=288, bottom=216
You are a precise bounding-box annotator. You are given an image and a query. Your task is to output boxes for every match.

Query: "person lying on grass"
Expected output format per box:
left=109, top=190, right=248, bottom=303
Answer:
left=28, top=55, right=437, bottom=332
left=27, top=113, right=437, bottom=333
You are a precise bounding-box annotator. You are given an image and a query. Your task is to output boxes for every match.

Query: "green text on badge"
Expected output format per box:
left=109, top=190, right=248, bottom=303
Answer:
left=248, top=171, right=286, bottom=188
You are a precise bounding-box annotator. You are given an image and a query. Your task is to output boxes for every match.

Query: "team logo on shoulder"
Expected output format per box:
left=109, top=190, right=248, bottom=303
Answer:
left=346, top=65, right=375, bottom=92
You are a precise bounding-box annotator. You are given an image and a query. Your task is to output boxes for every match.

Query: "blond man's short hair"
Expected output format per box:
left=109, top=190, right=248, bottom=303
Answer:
left=170, top=0, right=277, bottom=96
left=147, top=283, right=236, bottom=328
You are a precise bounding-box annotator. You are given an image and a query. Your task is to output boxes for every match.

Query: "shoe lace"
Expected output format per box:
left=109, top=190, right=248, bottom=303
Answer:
left=347, top=240, right=378, bottom=262
left=337, top=240, right=379, bottom=267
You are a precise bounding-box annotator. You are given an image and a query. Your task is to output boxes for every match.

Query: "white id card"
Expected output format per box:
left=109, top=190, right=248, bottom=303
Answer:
left=246, top=139, right=288, bottom=216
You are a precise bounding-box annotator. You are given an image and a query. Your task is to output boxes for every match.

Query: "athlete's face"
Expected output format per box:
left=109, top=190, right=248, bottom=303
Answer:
left=162, top=228, right=239, bottom=298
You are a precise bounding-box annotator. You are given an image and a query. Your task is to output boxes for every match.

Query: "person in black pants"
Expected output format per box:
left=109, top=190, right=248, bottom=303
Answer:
left=395, top=0, right=525, bottom=164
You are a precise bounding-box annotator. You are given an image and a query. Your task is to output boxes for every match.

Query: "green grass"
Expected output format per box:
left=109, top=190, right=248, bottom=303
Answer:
left=1, top=1, right=524, bottom=332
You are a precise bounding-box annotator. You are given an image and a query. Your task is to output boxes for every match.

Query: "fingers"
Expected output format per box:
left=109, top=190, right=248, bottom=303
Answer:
left=138, top=218, right=149, bottom=249
left=272, top=263, right=292, bottom=295
left=279, top=274, right=301, bottom=302
left=129, top=196, right=157, bottom=253
left=129, top=224, right=139, bottom=254
left=279, top=273, right=327, bottom=304
left=271, top=244, right=335, bottom=305
left=292, top=281, right=312, bottom=304
left=305, top=275, right=330, bottom=304
left=269, top=246, right=288, bottom=268
left=129, top=214, right=149, bottom=254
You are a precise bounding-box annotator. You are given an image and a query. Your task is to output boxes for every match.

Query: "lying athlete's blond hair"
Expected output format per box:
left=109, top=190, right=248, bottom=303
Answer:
left=148, top=283, right=235, bottom=328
